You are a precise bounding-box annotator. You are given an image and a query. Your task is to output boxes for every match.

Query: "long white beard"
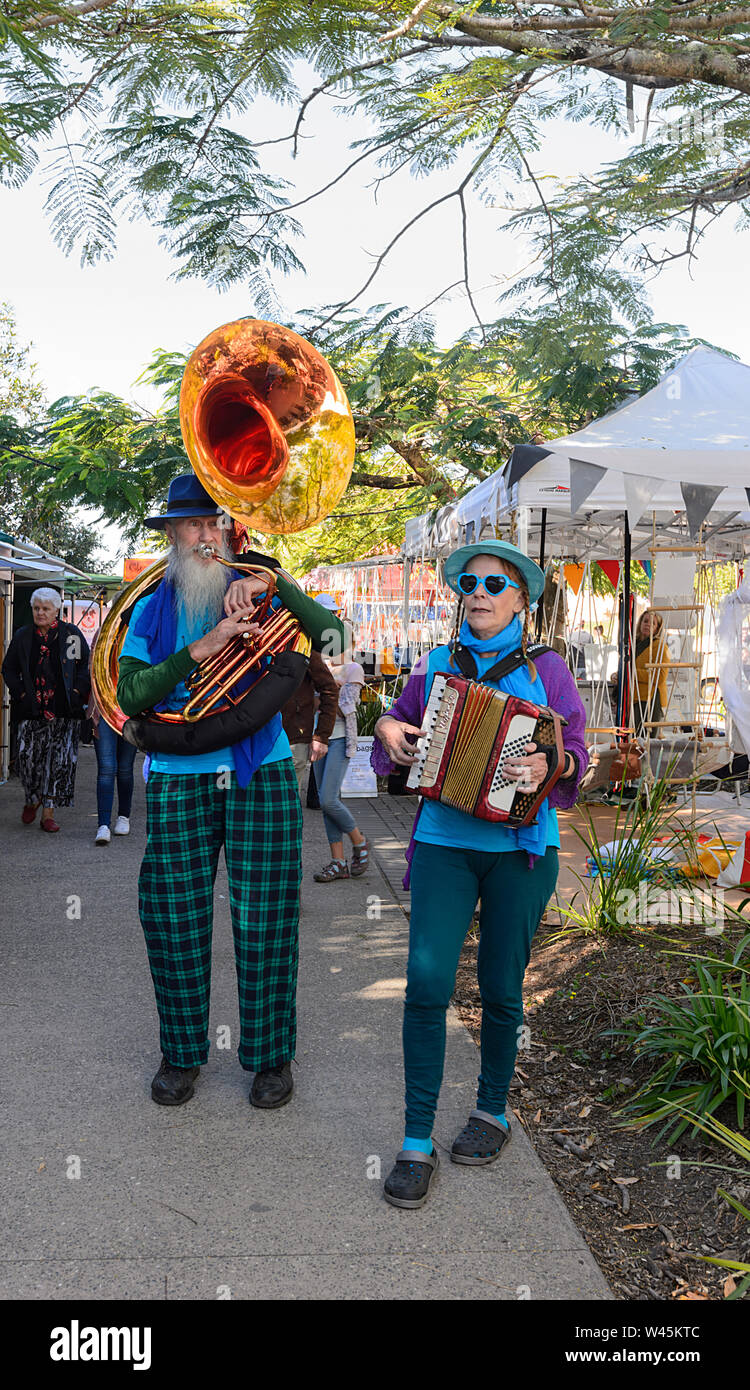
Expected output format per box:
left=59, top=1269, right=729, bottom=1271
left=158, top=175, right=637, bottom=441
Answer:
left=165, top=542, right=233, bottom=630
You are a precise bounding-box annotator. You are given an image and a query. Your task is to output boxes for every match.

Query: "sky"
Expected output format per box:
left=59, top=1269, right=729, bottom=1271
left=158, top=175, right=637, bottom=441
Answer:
left=2, top=66, right=748, bottom=563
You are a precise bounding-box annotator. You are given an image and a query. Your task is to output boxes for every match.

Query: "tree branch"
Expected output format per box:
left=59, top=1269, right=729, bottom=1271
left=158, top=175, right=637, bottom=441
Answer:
left=429, top=7, right=750, bottom=34
left=434, top=4, right=750, bottom=94
left=349, top=471, right=415, bottom=488
left=459, top=186, right=485, bottom=340
left=289, top=42, right=445, bottom=156
left=388, top=438, right=458, bottom=496
left=312, top=116, right=516, bottom=332
left=505, top=127, right=564, bottom=311
left=251, top=115, right=438, bottom=234
left=399, top=278, right=465, bottom=321
left=26, top=0, right=120, bottom=31
left=56, top=36, right=134, bottom=119
left=189, top=59, right=269, bottom=174
left=381, top=0, right=435, bottom=43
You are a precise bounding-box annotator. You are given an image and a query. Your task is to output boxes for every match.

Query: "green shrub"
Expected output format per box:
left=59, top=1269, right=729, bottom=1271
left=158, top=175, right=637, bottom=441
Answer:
left=356, top=695, right=383, bottom=736
left=613, top=943, right=750, bottom=1143
left=556, top=767, right=696, bottom=938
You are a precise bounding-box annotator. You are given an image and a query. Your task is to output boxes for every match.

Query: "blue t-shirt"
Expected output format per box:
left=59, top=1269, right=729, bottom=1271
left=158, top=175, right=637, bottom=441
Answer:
left=121, top=594, right=291, bottom=776
left=414, top=647, right=560, bottom=853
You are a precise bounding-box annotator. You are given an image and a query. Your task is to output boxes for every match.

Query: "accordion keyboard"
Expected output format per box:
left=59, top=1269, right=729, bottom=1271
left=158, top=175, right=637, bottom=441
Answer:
left=487, top=713, right=538, bottom=812
left=407, top=675, right=449, bottom=790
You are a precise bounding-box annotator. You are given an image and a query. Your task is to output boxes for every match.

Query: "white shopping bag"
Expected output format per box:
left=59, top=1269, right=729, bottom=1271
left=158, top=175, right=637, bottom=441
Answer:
left=341, top=736, right=377, bottom=798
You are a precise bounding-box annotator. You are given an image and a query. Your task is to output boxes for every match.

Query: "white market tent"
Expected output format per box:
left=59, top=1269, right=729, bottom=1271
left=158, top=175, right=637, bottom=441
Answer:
left=403, top=347, right=750, bottom=563
left=399, top=346, right=750, bottom=791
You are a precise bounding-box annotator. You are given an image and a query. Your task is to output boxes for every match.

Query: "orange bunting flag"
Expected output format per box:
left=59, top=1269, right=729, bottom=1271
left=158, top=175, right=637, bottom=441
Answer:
left=564, top=563, right=585, bottom=595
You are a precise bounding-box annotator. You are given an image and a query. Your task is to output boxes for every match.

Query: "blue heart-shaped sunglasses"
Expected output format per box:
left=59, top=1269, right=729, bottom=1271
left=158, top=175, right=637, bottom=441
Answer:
left=457, top=572, right=521, bottom=597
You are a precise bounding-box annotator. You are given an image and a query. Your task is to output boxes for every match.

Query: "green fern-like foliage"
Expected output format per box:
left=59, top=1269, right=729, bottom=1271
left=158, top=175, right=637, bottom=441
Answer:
left=0, top=297, right=721, bottom=564
left=2, top=0, right=749, bottom=320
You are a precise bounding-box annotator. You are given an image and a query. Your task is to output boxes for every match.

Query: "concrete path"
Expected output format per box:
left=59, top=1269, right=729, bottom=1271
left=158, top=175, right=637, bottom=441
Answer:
left=0, top=749, right=610, bottom=1300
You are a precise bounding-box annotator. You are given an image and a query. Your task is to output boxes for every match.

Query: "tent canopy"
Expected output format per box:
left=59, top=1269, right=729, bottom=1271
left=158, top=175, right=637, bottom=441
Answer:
left=512, top=347, right=750, bottom=485
left=403, top=347, right=750, bottom=561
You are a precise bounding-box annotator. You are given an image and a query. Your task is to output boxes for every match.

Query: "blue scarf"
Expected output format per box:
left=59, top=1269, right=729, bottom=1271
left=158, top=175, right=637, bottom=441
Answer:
left=447, top=615, right=549, bottom=854
left=133, top=576, right=281, bottom=787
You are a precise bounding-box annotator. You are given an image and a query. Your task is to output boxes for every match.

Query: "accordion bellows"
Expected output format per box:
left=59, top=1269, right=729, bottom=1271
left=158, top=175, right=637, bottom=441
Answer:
left=407, top=674, right=567, bottom=827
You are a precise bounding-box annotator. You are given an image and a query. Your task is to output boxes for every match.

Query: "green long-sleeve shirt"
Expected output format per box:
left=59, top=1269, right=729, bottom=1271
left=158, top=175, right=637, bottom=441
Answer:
left=117, top=571, right=345, bottom=718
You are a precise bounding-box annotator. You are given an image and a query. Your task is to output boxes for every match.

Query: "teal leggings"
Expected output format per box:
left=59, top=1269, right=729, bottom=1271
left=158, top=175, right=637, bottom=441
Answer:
left=404, top=841, right=559, bottom=1138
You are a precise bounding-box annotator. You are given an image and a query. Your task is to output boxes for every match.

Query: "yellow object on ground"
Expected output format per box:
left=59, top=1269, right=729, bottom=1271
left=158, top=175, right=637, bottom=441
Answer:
left=668, top=833, right=741, bottom=880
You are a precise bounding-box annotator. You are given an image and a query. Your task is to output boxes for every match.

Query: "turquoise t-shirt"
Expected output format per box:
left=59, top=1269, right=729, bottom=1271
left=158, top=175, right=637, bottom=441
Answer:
left=414, top=647, right=560, bottom=853
left=121, top=594, right=292, bottom=776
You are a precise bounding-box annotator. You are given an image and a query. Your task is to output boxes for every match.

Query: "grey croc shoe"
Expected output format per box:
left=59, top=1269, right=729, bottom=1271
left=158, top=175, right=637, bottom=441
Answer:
left=383, top=1145, right=439, bottom=1209
left=451, top=1109, right=512, bottom=1165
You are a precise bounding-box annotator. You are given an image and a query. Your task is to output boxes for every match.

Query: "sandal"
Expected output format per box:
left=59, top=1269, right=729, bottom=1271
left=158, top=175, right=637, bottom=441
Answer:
left=450, top=1109, right=512, bottom=1165
left=21, top=802, right=40, bottom=824
left=383, top=1146, right=439, bottom=1209
left=313, top=859, right=350, bottom=882
left=350, top=838, right=370, bottom=877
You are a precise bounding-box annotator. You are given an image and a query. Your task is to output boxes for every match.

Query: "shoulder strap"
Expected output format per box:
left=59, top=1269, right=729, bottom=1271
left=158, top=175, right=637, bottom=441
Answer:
left=236, top=548, right=281, bottom=571
left=449, top=643, right=478, bottom=680
left=450, top=641, right=553, bottom=686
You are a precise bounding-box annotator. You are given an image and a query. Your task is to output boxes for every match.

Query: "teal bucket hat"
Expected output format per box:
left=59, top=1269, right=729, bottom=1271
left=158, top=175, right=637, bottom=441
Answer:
left=443, top=539, right=545, bottom=606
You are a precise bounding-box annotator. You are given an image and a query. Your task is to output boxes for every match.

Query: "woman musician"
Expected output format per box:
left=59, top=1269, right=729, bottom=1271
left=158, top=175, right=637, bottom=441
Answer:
left=371, top=540, right=588, bottom=1209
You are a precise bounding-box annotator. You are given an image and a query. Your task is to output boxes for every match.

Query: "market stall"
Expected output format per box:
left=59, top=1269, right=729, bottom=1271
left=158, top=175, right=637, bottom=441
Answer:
left=305, top=553, right=454, bottom=676
left=400, top=346, right=750, bottom=801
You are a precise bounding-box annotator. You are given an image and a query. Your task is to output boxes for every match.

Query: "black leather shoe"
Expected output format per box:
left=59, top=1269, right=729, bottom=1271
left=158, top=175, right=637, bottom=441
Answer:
left=249, top=1061, right=293, bottom=1109
left=151, top=1057, right=200, bottom=1106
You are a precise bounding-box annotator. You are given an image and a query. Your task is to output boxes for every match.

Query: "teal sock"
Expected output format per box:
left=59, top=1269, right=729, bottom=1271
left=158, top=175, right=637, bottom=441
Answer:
left=491, top=1112, right=509, bottom=1130
left=402, top=1135, right=433, bottom=1155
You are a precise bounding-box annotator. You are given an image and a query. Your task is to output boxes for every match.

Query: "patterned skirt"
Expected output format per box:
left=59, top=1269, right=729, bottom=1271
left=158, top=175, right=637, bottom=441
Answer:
left=17, top=717, right=81, bottom=807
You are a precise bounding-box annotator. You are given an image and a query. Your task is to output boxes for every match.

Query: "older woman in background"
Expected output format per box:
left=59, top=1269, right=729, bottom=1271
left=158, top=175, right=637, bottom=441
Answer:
left=2, top=587, right=91, bottom=832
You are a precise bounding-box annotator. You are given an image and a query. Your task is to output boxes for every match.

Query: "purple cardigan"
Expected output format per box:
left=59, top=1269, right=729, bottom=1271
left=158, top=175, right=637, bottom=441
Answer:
left=370, top=649, right=589, bottom=888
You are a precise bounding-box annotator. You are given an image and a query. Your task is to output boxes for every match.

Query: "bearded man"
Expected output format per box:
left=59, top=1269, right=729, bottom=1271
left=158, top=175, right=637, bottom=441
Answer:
left=117, top=475, right=343, bottom=1109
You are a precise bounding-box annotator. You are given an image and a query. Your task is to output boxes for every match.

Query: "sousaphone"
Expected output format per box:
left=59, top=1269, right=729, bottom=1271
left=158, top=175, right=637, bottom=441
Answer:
left=92, top=319, right=355, bottom=752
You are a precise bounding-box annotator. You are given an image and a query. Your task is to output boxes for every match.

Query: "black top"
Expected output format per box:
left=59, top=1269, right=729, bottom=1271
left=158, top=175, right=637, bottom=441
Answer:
left=30, top=625, right=68, bottom=716
left=1, top=619, right=91, bottom=720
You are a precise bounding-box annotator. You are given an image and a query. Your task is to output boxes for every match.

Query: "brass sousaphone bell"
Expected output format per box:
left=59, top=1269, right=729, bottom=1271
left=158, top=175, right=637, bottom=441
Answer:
left=92, top=319, right=355, bottom=749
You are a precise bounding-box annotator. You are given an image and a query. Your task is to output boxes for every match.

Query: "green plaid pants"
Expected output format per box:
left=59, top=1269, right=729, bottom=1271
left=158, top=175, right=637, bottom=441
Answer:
left=139, top=761, right=302, bottom=1071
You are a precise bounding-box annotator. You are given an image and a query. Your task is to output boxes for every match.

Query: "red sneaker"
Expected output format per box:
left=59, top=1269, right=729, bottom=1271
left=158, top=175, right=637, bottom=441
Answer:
left=21, top=803, right=39, bottom=824
left=40, top=816, right=60, bottom=833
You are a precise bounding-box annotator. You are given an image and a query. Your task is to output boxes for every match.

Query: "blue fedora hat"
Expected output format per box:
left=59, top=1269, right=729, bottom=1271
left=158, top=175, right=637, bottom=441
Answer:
left=144, top=474, right=223, bottom=530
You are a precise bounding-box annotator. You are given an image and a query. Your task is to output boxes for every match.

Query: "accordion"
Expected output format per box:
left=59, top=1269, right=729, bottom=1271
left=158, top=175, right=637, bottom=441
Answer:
left=406, top=674, right=567, bottom=827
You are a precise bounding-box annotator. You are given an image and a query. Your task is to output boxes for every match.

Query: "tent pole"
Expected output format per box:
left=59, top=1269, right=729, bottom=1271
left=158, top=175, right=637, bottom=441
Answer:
left=401, top=558, right=411, bottom=666
left=517, top=506, right=529, bottom=557
left=538, top=507, right=547, bottom=570
left=0, top=577, right=10, bottom=783
left=617, top=514, right=632, bottom=732
left=535, top=508, right=547, bottom=640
